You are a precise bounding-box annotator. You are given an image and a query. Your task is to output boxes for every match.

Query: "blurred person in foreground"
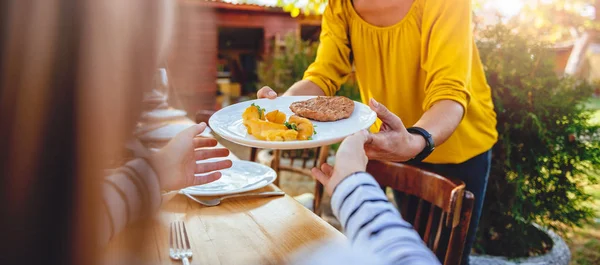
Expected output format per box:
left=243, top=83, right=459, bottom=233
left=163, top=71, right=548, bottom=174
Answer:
left=0, top=0, right=231, bottom=264
left=258, top=0, right=497, bottom=263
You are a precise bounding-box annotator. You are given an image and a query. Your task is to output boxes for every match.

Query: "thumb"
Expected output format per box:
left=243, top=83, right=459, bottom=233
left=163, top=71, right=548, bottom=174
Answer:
left=369, top=98, right=405, bottom=130
left=351, top=129, right=370, bottom=144
left=257, top=86, right=277, bottom=99
left=183, top=123, right=207, bottom=137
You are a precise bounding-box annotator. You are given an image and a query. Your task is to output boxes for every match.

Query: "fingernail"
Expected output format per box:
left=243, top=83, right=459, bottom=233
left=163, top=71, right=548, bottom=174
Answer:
left=268, top=91, right=277, bottom=97
left=370, top=98, right=379, bottom=108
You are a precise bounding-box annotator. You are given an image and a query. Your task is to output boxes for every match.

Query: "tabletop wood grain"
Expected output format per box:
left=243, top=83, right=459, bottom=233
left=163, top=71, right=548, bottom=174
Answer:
left=104, top=185, right=344, bottom=265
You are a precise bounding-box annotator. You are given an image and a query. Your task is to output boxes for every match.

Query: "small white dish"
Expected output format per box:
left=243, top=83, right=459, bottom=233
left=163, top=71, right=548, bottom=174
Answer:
left=208, top=96, right=377, bottom=150
left=180, top=160, right=277, bottom=196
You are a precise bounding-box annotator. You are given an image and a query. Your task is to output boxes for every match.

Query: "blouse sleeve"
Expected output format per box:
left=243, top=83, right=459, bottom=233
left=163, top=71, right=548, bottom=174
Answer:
left=420, top=0, right=473, bottom=113
left=303, top=0, right=353, bottom=96
left=98, top=158, right=162, bottom=246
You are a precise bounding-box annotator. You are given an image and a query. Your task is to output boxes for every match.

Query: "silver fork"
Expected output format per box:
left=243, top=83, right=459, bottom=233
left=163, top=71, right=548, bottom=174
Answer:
left=169, top=221, right=192, bottom=265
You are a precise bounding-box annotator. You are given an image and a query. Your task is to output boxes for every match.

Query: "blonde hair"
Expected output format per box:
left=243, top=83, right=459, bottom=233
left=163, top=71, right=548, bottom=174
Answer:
left=0, top=0, right=172, bottom=264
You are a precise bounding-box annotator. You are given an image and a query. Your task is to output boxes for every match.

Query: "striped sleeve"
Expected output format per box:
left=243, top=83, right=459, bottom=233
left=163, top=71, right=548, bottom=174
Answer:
left=98, top=158, right=162, bottom=246
left=330, top=172, right=441, bottom=265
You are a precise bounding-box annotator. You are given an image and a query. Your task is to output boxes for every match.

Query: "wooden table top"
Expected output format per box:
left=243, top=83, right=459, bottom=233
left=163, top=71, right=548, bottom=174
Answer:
left=104, top=185, right=344, bottom=265
left=105, top=133, right=344, bottom=264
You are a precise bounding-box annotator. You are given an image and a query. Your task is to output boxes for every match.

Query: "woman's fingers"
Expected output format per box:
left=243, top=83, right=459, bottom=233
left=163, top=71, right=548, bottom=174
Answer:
left=194, top=148, right=230, bottom=161
left=193, top=137, right=218, bottom=148
left=179, top=123, right=207, bottom=138
left=195, top=159, right=233, bottom=174
left=257, top=86, right=277, bottom=99
left=311, top=167, right=330, bottom=186
left=191, top=172, right=222, bottom=186
left=369, top=98, right=405, bottom=130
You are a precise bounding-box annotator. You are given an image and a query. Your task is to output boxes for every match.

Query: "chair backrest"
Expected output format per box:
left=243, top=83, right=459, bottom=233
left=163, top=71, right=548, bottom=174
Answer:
left=271, top=148, right=329, bottom=173
left=366, top=160, right=474, bottom=265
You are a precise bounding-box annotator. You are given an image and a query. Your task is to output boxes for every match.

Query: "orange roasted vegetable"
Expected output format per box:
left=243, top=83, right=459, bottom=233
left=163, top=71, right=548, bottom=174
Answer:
left=245, top=119, right=287, bottom=140
left=265, top=110, right=286, bottom=124
left=261, top=129, right=298, bottom=141
left=288, top=115, right=314, bottom=140
left=242, top=104, right=266, bottom=134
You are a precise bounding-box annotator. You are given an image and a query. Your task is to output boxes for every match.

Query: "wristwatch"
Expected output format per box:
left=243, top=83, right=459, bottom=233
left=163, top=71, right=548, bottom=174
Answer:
left=406, top=127, right=435, bottom=162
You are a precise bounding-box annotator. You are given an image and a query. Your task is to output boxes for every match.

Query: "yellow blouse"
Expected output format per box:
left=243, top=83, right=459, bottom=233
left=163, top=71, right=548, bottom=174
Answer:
left=303, top=0, right=498, bottom=164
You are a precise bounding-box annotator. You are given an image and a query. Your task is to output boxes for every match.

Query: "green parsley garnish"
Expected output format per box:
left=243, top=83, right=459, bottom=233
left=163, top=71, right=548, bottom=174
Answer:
left=308, top=136, right=313, bottom=140
left=284, top=121, right=298, bottom=131
left=251, top=103, right=266, bottom=119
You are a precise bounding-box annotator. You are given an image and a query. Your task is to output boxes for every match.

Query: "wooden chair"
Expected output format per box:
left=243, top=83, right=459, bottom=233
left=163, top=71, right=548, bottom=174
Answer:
left=366, top=160, right=474, bottom=265
left=267, top=147, right=330, bottom=215
left=196, top=110, right=329, bottom=214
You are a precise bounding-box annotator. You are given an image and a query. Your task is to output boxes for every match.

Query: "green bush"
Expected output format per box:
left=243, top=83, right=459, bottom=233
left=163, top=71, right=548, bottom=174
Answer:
left=257, top=33, right=319, bottom=93
left=337, top=78, right=362, bottom=101
left=476, top=24, right=600, bottom=257
left=257, top=32, right=361, bottom=101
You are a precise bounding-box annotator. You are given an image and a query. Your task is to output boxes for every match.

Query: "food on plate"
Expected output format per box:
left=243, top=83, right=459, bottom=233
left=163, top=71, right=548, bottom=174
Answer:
left=262, top=129, right=298, bottom=141
left=245, top=119, right=287, bottom=140
left=265, top=110, right=286, bottom=124
left=242, top=103, right=266, bottom=134
left=289, top=96, right=354, bottom=122
left=288, top=115, right=314, bottom=140
left=242, top=103, right=265, bottom=121
left=242, top=103, right=316, bottom=141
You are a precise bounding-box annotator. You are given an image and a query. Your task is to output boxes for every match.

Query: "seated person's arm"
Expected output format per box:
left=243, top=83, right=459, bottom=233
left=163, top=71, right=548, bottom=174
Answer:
left=330, top=172, right=440, bottom=265
left=98, top=123, right=232, bottom=245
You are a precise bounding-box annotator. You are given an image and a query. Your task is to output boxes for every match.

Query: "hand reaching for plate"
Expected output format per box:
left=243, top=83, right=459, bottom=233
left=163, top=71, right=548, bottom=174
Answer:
left=257, top=86, right=278, bottom=99
left=364, top=99, right=426, bottom=162
left=149, top=123, right=233, bottom=191
left=311, top=130, right=370, bottom=195
left=257, top=81, right=327, bottom=99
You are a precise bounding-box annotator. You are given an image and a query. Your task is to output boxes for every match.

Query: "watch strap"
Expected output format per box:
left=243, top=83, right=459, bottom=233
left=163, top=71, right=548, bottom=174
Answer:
left=406, top=127, right=435, bottom=162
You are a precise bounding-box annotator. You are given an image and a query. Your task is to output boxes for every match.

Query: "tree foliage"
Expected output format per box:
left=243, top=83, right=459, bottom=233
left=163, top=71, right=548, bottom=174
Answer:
left=257, top=33, right=360, bottom=100
left=476, top=23, right=600, bottom=257
left=474, top=0, right=600, bottom=43
left=257, top=34, right=319, bottom=93
left=518, top=0, right=599, bottom=42
left=277, top=0, right=327, bottom=17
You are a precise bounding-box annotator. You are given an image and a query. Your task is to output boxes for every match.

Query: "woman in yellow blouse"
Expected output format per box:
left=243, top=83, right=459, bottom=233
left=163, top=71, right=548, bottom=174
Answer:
left=258, top=0, right=497, bottom=263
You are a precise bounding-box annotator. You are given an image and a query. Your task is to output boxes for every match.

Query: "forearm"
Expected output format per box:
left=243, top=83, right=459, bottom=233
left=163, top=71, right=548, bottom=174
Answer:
left=99, top=158, right=162, bottom=246
left=330, top=173, right=441, bottom=265
left=283, top=80, right=326, bottom=96
left=413, top=100, right=464, bottom=147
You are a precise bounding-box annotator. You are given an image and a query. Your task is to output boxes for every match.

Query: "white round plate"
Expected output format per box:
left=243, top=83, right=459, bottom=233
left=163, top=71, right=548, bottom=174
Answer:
left=209, top=96, right=377, bottom=149
left=180, top=160, right=276, bottom=196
